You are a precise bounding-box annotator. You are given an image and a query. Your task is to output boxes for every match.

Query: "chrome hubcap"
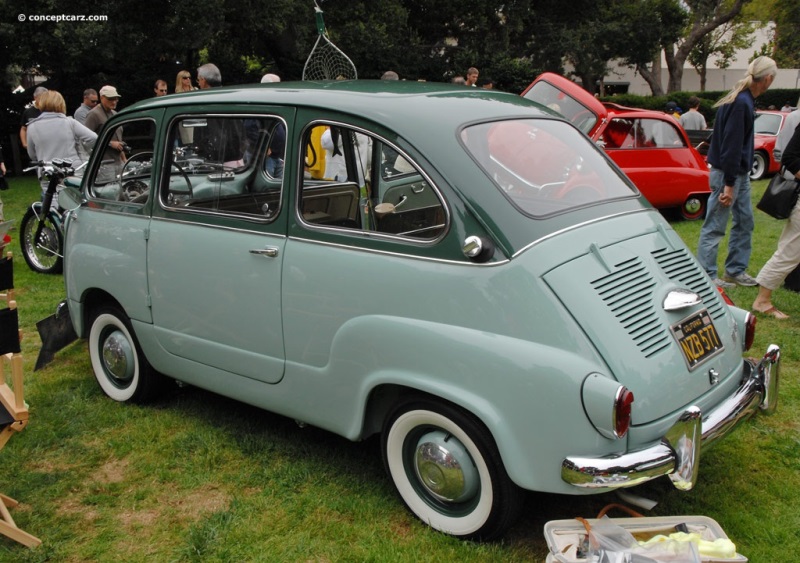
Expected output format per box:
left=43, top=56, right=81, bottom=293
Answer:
left=684, top=197, right=702, bottom=215
left=414, top=431, right=479, bottom=502
left=102, top=329, right=135, bottom=386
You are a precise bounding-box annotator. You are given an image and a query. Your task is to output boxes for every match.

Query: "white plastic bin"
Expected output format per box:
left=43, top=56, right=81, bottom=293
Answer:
left=544, top=515, right=747, bottom=563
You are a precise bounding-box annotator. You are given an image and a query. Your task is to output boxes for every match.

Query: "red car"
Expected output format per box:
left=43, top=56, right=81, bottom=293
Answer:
left=751, top=110, right=788, bottom=180
left=522, top=73, right=711, bottom=220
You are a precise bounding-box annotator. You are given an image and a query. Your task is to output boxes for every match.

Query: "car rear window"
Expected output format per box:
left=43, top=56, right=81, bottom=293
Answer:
left=461, top=118, right=636, bottom=217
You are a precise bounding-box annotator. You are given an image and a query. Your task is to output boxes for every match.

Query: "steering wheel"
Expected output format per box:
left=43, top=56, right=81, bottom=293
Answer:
left=120, top=151, right=153, bottom=183
left=121, top=180, right=150, bottom=203
left=119, top=151, right=153, bottom=202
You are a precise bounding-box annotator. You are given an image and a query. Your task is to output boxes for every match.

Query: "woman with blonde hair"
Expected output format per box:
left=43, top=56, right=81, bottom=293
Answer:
left=26, top=90, right=97, bottom=200
left=175, top=70, right=196, bottom=93
left=697, top=56, right=778, bottom=288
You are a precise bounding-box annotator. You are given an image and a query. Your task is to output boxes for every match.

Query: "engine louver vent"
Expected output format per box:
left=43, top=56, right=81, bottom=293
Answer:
left=591, top=257, right=672, bottom=358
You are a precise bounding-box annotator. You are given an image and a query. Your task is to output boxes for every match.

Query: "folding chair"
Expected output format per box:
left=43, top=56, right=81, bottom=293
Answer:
left=0, top=252, right=42, bottom=548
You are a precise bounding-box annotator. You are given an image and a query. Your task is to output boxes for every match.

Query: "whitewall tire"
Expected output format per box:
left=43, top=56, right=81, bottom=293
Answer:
left=88, top=306, right=160, bottom=403
left=382, top=398, right=523, bottom=540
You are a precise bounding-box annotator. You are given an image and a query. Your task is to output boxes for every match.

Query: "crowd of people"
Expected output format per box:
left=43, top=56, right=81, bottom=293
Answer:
left=16, top=62, right=488, bottom=154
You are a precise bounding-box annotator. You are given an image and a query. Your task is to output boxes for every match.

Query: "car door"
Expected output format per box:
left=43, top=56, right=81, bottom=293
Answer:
left=65, top=113, right=161, bottom=326
left=146, top=108, right=293, bottom=384
left=283, top=117, right=451, bottom=370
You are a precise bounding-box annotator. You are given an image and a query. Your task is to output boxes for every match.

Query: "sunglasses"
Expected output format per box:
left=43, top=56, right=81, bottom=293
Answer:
left=181, top=76, right=191, bottom=80
left=88, top=99, right=99, bottom=104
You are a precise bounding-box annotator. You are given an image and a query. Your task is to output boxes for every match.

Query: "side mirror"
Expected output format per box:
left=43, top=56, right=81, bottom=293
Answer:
left=64, top=175, right=82, bottom=189
left=58, top=186, right=83, bottom=211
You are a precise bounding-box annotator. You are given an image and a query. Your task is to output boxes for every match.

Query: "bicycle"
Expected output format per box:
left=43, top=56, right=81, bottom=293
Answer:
left=19, top=159, right=83, bottom=274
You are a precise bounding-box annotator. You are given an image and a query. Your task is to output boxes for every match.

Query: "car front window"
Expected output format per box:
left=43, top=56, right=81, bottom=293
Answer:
left=523, top=81, right=598, bottom=135
left=462, top=118, right=636, bottom=217
left=87, top=118, right=156, bottom=204
left=754, top=112, right=782, bottom=135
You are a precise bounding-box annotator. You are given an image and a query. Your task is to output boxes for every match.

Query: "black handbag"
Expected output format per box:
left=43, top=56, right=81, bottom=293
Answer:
left=0, top=174, right=8, bottom=191
left=756, top=168, right=800, bottom=220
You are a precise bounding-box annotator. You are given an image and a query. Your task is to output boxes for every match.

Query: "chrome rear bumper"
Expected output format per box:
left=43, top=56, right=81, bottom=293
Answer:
left=562, top=344, right=780, bottom=490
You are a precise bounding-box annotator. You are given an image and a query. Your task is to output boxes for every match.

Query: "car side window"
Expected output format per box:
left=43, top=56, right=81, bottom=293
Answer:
left=87, top=119, right=156, bottom=204
left=601, top=119, right=635, bottom=149
left=603, top=118, right=685, bottom=149
left=299, top=123, right=446, bottom=240
left=638, top=119, right=685, bottom=148
left=161, top=115, right=284, bottom=220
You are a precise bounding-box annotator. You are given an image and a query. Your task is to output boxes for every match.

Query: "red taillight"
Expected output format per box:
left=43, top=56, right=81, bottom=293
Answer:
left=716, top=285, right=735, bottom=306
left=614, top=387, right=634, bottom=438
left=744, top=312, right=756, bottom=351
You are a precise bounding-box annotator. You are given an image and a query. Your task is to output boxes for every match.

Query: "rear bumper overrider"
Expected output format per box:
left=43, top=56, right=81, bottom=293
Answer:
left=561, top=344, right=780, bottom=491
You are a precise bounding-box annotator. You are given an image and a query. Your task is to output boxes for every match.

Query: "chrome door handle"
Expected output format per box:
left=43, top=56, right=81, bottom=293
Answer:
left=249, top=247, right=279, bottom=258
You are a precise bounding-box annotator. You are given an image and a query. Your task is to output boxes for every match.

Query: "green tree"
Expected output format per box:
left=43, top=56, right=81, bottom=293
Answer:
left=771, top=0, right=800, bottom=67
left=687, top=20, right=757, bottom=91
left=662, top=0, right=752, bottom=94
left=627, top=0, right=689, bottom=96
left=567, top=0, right=683, bottom=94
left=521, top=0, right=687, bottom=96
left=525, top=0, right=607, bottom=91
left=400, top=0, right=537, bottom=84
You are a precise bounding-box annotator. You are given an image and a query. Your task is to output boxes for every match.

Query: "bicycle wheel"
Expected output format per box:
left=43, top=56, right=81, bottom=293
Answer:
left=20, top=206, right=64, bottom=274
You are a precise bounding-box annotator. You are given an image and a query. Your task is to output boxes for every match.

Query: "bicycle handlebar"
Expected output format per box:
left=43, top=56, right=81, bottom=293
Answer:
left=23, top=159, right=86, bottom=175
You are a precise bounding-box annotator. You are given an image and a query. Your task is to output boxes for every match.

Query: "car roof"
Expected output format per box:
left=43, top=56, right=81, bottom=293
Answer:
left=120, top=80, right=550, bottom=132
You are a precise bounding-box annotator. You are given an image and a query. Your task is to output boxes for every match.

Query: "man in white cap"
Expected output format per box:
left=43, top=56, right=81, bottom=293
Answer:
left=84, top=85, right=126, bottom=181
left=260, top=73, right=281, bottom=83
left=84, top=85, right=122, bottom=135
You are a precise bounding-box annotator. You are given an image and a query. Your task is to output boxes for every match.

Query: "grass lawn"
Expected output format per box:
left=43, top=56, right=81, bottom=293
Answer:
left=0, top=175, right=797, bottom=562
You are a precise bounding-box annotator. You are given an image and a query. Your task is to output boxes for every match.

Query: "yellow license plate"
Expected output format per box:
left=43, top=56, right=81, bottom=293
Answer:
left=671, top=310, right=724, bottom=369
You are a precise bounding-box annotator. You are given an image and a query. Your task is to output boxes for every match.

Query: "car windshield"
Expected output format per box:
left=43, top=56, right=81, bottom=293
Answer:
left=461, top=118, right=636, bottom=217
left=523, top=81, right=598, bottom=135
left=754, top=112, right=783, bottom=135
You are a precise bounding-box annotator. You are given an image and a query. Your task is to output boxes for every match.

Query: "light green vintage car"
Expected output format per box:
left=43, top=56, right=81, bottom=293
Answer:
left=59, top=80, right=780, bottom=540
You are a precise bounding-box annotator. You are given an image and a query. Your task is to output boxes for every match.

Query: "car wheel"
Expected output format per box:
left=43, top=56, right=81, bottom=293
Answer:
left=750, top=151, right=768, bottom=181
left=88, top=305, right=161, bottom=403
left=382, top=398, right=523, bottom=540
left=680, top=195, right=707, bottom=221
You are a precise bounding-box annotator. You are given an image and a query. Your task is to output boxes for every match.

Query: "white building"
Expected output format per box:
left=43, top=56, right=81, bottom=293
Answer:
left=602, top=22, right=800, bottom=95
